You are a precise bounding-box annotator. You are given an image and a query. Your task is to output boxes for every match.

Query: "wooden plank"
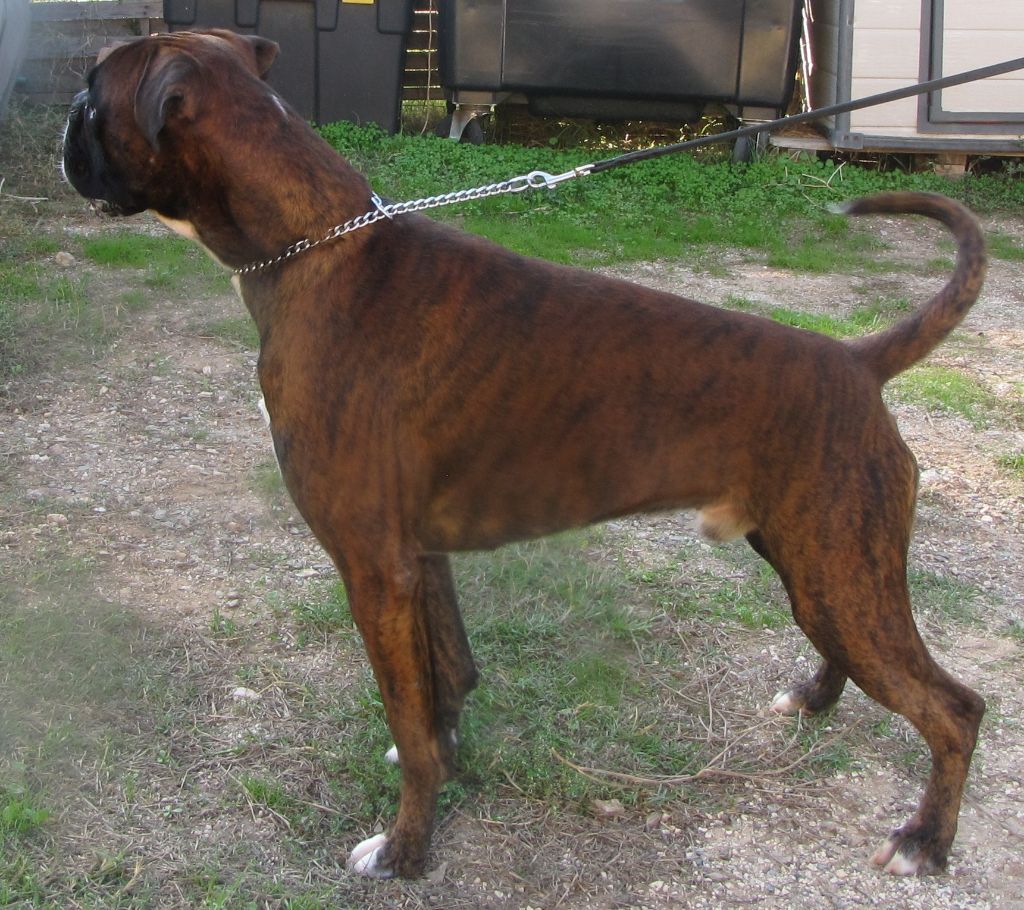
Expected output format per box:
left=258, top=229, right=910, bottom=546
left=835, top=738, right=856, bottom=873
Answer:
left=941, top=32, right=1024, bottom=79
left=30, top=1, right=163, bottom=23
left=20, top=8, right=164, bottom=102
left=848, top=78, right=918, bottom=129
left=941, top=80, right=1024, bottom=113
left=23, top=1, right=441, bottom=105
left=850, top=28, right=920, bottom=81
left=943, top=0, right=1024, bottom=31
left=24, top=16, right=153, bottom=57
left=852, top=0, right=920, bottom=30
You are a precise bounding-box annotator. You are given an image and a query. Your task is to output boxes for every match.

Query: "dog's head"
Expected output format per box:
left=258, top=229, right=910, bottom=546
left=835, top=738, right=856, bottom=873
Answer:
left=62, top=29, right=279, bottom=217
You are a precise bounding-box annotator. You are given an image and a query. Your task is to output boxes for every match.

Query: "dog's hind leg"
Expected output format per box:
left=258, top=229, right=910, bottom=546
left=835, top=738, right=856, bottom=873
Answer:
left=764, top=516, right=984, bottom=875
left=386, top=555, right=479, bottom=767
left=747, top=531, right=848, bottom=715
left=421, top=555, right=479, bottom=742
left=341, top=555, right=456, bottom=879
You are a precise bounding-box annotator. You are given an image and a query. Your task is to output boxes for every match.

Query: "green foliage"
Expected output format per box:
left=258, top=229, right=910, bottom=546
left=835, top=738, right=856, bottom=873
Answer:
left=988, top=232, right=1024, bottom=262
left=908, top=569, right=982, bottom=623
left=769, top=297, right=910, bottom=338
left=0, top=787, right=50, bottom=842
left=0, top=259, right=93, bottom=376
left=890, top=365, right=999, bottom=427
left=288, top=583, right=354, bottom=637
left=206, top=315, right=260, bottom=350
left=996, top=451, right=1024, bottom=477
left=317, top=122, right=1024, bottom=266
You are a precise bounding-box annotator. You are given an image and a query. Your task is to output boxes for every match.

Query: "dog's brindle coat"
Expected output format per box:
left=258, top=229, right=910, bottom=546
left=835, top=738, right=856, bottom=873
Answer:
left=64, top=30, right=987, bottom=879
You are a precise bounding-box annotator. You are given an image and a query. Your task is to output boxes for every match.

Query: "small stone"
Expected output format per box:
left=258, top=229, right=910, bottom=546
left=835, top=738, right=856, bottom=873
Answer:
left=54, top=251, right=76, bottom=267
left=231, top=687, right=260, bottom=701
left=592, top=798, right=626, bottom=818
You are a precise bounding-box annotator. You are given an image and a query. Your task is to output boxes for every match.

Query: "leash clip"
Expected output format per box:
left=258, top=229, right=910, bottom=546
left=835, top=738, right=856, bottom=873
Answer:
left=525, top=167, right=594, bottom=190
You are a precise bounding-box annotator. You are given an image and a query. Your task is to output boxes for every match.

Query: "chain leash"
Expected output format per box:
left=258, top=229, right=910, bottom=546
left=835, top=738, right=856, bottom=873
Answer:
left=233, top=166, right=593, bottom=276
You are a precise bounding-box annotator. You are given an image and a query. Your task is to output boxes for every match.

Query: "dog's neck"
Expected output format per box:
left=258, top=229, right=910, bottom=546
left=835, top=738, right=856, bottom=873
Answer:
left=156, top=104, right=374, bottom=275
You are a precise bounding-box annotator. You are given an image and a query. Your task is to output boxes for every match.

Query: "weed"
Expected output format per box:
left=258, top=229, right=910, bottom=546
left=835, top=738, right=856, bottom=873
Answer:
left=890, top=365, right=999, bottom=427
left=250, top=458, right=283, bottom=493
left=908, top=569, right=981, bottom=624
left=633, top=556, right=788, bottom=630
left=207, top=315, right=260, bottom=350
left=768, top=296, right=909, bottom=338
left=988, top=232, right=1024, bottom=262
left=996, top=451, right=1024, bottom=478
left=0, top=786, right=50, bottom=842
left=288, top=583, right=353, bottom=636
left=722, top=294, right=757, bottom=311
left=209, top=606, right=240, bottom=638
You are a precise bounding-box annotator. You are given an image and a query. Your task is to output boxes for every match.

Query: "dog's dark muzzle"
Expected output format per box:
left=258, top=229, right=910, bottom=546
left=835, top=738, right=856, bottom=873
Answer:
left=63, top=90, right=145, bottom=217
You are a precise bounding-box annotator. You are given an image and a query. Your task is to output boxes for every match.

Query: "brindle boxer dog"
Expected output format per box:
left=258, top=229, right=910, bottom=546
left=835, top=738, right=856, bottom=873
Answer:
left=63, top=29, right=987, bottom=880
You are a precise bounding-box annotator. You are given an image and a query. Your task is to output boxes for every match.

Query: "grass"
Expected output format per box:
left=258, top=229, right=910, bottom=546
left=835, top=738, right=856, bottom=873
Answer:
left=988, top=232, right=1024, bottom=262
left=889, top=365, right=1002, bottom=428
left=0, top=104, right=228, bottom=378
left=996, top=451, right=1024, bottom=478
left=0, top=507, right=1008, bottom=904
left=768, top=296, right=910, bottom=338
left=205, top=315, right=260, bottom=350
left=317, top=120, right=1024, bottom=268
left=0, top=787, right=51, bottom=842
left=908, top=569, right=982, bottom=624
left=0, top=228, right=226, bottom=378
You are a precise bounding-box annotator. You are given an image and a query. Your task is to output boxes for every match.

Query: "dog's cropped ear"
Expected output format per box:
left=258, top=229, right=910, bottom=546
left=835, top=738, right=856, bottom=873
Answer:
left=204, top=29, right=279, bottom=78
left=133, top=49, right=201, bottom=150
left=245, top=35, right=279, bottom=78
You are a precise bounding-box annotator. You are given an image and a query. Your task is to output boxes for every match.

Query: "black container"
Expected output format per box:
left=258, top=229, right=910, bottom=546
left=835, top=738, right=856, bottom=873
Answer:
left=164, top=0, right=414, bottom=130
left=438, top=0, right=802, bottom=121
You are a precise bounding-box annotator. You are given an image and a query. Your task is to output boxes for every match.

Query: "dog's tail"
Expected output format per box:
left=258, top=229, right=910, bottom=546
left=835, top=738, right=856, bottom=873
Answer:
left=839, top=192, right=987, bottom=384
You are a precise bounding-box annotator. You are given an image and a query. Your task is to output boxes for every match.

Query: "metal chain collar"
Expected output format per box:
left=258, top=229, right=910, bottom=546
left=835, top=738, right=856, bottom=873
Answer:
left=232, top=166, right=594, bottom=276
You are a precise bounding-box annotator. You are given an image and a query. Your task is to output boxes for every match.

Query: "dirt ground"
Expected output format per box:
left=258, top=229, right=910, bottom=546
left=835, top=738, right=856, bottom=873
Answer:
left=2, top=208, right=1023, bottom=909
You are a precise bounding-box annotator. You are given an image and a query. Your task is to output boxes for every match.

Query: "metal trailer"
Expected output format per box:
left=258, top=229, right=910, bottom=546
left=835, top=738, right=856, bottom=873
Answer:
left=435, top=0, right=804, bottom=143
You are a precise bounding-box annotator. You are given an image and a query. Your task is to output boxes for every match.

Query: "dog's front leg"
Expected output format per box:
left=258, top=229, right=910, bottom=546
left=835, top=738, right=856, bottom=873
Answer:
left=342, top=558, right=450, bottom=879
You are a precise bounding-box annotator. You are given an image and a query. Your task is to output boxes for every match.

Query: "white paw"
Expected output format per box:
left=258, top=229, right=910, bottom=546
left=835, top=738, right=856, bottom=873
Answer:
left=347, top=833, right=392, bottom=878
left=769, top=690, right=801, bottom=715
left=884, top=852, right=921, bottom=876
left=870, top=838, right=921, bottom=875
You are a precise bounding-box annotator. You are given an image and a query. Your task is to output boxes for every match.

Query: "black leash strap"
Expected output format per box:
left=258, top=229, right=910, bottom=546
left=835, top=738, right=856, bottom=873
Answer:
left=588, top=56, right=1024, bottom=174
